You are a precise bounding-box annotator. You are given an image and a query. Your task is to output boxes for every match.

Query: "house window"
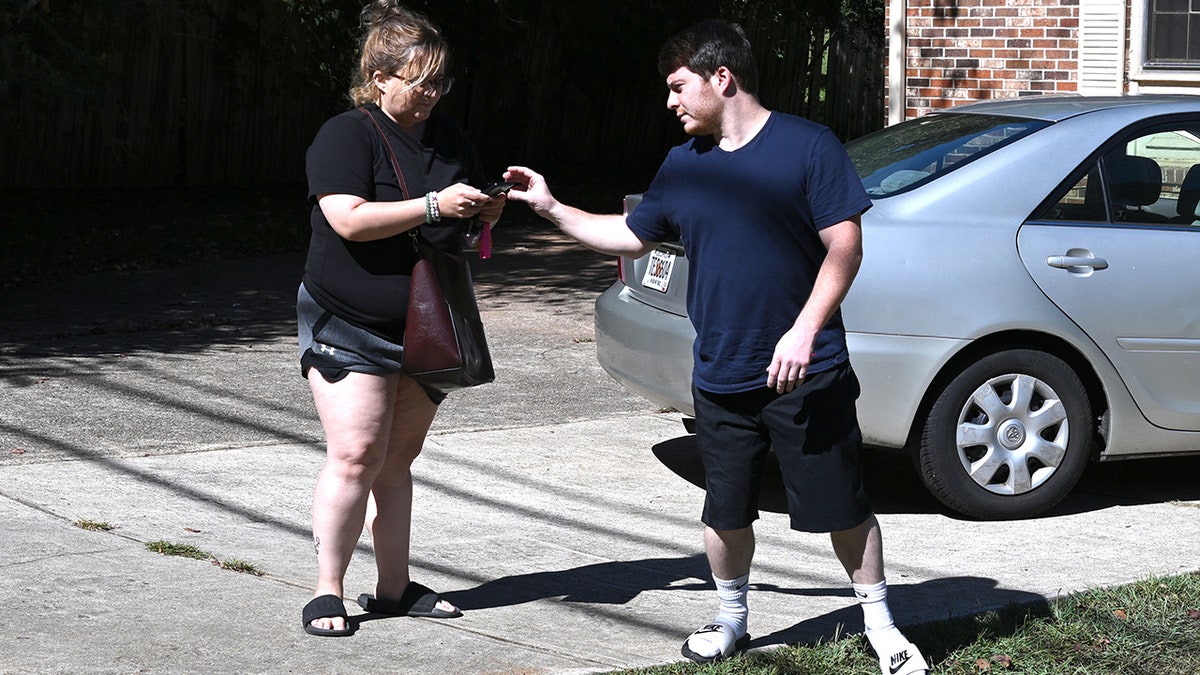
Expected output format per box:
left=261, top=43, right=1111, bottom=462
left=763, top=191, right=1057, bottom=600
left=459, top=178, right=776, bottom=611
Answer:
left=1148, top=0, right=1200, bottom=64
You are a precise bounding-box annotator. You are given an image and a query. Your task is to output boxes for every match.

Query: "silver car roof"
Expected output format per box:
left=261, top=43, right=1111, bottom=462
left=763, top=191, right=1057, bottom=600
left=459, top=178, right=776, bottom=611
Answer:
left=937, top=94, right=1200, bottom=122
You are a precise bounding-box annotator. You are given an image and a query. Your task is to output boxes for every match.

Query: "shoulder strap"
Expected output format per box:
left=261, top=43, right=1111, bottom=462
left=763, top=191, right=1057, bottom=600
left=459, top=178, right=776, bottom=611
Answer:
left=360, top=106, right=411, bottom=200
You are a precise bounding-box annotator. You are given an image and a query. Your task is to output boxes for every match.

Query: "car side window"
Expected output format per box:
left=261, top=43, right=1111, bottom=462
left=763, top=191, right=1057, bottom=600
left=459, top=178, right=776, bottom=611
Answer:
left=1044, top=122, right=1200, bottom=226
left=1045, top=164, right=1106, bottom=222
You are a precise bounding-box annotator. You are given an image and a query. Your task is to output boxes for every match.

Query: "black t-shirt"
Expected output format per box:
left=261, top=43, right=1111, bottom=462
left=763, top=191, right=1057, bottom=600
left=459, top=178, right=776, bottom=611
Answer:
left=303, top=103, right=485, bottom=339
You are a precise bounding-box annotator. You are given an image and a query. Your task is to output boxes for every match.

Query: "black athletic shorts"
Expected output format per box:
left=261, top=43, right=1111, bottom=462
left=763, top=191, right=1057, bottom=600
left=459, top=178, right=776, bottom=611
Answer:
left=296, top=284, right=447, bottom=405
left=692, top=362, right=872, bottom=533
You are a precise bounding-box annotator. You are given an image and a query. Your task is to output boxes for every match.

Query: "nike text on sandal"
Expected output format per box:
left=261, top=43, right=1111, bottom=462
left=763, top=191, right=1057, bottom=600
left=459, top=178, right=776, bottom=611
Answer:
left=680, top=623, right=751, bottom=664
left=880, top=642, right=929, bottom=675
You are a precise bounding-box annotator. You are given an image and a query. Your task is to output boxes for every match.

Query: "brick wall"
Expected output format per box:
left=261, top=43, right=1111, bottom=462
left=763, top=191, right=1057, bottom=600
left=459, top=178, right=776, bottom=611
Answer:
left=886, top=0, right=1081, bottom=120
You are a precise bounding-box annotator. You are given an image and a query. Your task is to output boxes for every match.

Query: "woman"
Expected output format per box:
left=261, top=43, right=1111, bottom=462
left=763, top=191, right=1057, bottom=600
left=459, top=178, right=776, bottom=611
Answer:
left=298, top=1, right=504, bottom=637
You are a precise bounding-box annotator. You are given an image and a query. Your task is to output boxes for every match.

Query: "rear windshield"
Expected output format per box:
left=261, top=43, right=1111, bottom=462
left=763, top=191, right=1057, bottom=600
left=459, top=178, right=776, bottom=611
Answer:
left=847, top=113, right=1051, bottom=197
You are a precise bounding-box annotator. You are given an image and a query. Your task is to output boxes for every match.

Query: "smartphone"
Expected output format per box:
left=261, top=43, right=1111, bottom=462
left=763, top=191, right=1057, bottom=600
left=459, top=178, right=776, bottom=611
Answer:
left=482, top=180, right=520, bottom=197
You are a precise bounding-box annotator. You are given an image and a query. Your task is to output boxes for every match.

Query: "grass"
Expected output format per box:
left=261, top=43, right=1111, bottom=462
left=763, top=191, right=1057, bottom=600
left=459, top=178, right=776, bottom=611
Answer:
left=73, top=518, right=114, bottom=532
left=145, top=540, right=265, bottom=576
left=145, top=540, right=210, bottom=560
left=611, top=572, right=1200, bottom=675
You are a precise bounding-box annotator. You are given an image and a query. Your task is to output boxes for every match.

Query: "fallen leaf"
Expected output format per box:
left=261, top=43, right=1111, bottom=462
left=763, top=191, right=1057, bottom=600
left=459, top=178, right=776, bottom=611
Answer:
left=184, top=527, right=201, bottom=533
left=11, top=448, right=26, bottom=454
left=976, top=657, right=991, bottom=671
left=1187, top=609, right=1200, bottom=620
left=993, top=654, right=1013, bottom=668
left=1114, top=609, right=1128, bottom=620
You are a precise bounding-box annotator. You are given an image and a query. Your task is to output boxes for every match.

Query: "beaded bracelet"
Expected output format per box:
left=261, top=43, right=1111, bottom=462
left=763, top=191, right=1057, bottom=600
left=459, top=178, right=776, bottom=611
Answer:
left=425, top=191, right=441, bottom=224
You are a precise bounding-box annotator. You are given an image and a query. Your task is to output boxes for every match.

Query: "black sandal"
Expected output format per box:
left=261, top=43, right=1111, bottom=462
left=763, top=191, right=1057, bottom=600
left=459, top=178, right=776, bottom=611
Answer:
left=302, top=594, right=355, bottom=637
left=357, top=581, right=462, bottom=619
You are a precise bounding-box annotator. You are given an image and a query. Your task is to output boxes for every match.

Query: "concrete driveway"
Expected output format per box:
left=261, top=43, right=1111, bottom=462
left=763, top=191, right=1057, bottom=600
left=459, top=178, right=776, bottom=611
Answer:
left=0, top=222, right=1197, bottom=673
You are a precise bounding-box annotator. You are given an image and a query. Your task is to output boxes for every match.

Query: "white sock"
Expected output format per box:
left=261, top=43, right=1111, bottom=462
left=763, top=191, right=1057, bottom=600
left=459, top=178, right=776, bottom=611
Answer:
left=853, top=580, right=907, bottom=656
left=714, top=573, right=749, bottom=636
left=685, top=573, right=749, bottom=658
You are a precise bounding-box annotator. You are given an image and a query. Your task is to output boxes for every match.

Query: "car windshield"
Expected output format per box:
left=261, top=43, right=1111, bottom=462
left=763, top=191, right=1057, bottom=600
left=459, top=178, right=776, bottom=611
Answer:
left=848, top=113, right=1051, bottom=197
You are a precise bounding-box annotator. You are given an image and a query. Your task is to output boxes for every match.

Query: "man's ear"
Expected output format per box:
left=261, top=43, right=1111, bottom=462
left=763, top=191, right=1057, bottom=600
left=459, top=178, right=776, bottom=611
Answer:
left=713, top=66, right=738, bottom=97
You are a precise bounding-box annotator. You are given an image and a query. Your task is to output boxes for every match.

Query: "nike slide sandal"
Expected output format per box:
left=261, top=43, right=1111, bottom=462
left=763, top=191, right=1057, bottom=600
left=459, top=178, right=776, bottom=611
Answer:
left=680, top=622, right=750, bottom=664
left=879, top=641, right=929, bottom=675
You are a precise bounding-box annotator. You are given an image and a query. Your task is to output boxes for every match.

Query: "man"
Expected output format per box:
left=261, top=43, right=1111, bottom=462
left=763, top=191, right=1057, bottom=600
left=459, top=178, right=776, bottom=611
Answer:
left=504, top=19, right=928, bottom=675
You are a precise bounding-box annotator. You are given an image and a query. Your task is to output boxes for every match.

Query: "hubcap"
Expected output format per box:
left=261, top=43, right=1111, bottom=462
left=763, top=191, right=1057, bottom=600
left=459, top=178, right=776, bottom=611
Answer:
left=955, top=373, right=1070, bottom=496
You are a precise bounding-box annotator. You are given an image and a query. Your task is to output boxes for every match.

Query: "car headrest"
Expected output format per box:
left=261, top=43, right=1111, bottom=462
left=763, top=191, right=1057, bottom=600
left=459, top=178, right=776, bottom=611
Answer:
left=1177, top=163, right=1200, bottom=220
left=1107, top=154, right=1162, bottom=208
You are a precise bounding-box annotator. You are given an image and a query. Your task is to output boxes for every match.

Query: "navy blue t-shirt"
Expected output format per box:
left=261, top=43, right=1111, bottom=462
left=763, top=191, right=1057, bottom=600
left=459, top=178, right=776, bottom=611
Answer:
left=625, top=112, right=871, bottom=394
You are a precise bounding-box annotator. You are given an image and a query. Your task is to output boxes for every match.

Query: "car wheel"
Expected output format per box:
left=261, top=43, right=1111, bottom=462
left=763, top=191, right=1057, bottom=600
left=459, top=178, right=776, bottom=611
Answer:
left=917, top=349, right=1093, bottom=520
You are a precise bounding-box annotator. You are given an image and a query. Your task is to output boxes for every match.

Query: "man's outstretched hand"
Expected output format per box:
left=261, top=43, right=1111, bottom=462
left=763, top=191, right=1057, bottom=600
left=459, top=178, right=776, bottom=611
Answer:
left=502, top=166, right=555, bottom=218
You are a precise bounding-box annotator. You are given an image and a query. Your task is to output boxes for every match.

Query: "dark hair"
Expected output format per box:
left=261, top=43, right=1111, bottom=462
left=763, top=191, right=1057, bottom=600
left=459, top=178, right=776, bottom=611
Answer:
left=657, top=20, right=758, bottom=96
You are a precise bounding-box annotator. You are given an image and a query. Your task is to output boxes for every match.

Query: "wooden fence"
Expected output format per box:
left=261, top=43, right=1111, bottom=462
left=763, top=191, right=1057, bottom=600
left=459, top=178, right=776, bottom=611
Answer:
left=2, top=1, right=340, bottom=190
left=1, top=1, right=883, bottom=191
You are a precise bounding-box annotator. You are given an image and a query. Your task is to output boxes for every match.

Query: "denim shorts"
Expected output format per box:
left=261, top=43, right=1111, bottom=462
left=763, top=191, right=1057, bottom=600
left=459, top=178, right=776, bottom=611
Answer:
left=692, top=362, right=872, bottom=533
left=296, top=284, right=446, bottom=405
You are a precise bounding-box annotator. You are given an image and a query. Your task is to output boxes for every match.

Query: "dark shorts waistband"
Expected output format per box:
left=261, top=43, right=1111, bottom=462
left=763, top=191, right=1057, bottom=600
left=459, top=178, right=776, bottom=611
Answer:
left=296, top=284, right=446, bottom=405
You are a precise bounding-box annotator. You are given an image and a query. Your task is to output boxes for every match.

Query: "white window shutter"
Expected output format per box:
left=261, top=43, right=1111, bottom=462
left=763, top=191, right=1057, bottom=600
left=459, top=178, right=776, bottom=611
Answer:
left=1078, top=0, right=1127, bottom=94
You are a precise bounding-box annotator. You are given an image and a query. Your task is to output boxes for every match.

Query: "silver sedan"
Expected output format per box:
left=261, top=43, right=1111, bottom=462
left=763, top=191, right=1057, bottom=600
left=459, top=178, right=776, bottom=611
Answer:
left=594, top=95, right=1200, bottom=520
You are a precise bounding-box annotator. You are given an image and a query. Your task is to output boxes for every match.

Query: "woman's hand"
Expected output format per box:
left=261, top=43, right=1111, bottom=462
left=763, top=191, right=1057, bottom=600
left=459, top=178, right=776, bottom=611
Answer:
left=436, top=183, right=490, bottom=220
left=478, top=192, right=506, bottom=226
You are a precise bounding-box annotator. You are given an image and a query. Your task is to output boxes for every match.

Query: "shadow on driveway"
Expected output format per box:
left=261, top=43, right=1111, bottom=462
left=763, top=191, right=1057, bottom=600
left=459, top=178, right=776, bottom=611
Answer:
left=650, top=434, right=1200, bottom=518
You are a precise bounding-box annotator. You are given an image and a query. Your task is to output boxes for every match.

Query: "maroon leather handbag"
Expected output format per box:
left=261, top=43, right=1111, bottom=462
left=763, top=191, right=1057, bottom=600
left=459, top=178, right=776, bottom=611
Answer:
left=402, top=246, right=495, bottom=390
left=362, top=108, right=495, bottom=392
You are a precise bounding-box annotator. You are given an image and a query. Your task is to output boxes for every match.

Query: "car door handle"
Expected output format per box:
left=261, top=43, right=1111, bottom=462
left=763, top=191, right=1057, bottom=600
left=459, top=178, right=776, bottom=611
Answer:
left=1046, top=255, right=1108, bottom=270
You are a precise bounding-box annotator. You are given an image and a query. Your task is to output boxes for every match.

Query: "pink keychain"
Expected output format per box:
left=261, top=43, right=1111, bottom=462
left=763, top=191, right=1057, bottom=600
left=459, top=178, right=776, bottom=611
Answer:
left=477, top=180, right=520, bottom=260
left=479, top=221, right=492, bottom=259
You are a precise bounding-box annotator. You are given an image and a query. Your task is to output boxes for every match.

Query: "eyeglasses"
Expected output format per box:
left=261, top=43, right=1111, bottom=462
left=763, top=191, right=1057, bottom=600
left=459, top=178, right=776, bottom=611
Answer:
left=396, top=75, right=454, bottom=96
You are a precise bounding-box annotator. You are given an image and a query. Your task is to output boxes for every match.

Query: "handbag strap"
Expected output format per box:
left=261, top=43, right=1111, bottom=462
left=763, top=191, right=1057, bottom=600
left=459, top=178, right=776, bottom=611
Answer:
left=360, top=106, right=411, bottom=200
left=360, top=106, right=421, bottom=253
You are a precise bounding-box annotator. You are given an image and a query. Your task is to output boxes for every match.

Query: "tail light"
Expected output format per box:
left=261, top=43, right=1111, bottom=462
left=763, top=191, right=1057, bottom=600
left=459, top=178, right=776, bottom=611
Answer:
left=619, top=194, right=636, bottom=285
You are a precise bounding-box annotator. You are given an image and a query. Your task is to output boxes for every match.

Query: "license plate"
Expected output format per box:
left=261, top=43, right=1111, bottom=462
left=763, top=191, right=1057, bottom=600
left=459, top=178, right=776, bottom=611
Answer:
left=641, top=248, right=676, bottom=293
